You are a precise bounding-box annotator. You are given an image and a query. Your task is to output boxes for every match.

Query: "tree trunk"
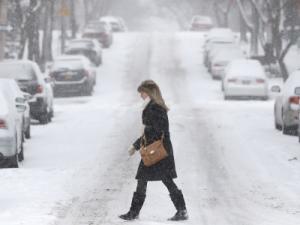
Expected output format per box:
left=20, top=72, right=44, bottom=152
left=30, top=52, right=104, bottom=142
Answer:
left=250, top=2, right=259, bottom=55
left=40, top=0, right=54, bottom=71
left=27, top=0, right=40, bottom=62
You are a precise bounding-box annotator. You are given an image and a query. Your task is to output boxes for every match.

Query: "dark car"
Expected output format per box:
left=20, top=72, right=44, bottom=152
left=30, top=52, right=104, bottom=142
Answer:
left=82, top=24, right=113, bottom=48
left=65, top=39, right=103, bottom=66
left=0, top=60, right=54, bottom=124
left=50, top=55, right=96, bottom=97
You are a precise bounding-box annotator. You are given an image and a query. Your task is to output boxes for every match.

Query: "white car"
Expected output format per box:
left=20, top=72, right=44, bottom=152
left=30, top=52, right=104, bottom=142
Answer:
left=0, top=81, right=27, bottom=168
left=273, top=70, right=300, bottom=134
left=100, top=16, right=127, bottom=32
left=203, top=35, right=236, bottom=68
left=223, top=59, right=268, bottom=100
left=0, top=79, right=31, bottom=139
left=0, top=60, right=54, bottom=124
left=210, top=47, right=246, bottom=79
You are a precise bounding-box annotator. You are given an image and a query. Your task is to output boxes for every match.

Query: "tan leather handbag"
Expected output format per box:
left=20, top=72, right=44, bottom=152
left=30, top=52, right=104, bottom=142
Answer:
left=140, top=134, right=168, bottom=167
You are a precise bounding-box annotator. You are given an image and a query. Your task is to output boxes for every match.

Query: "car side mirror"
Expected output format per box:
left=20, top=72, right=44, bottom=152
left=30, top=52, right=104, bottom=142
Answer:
left=16, top=104, right=27, bottom=113
left=295, top=87, right=300, bottom=95
left=15, top=97, right=26, bottom=104
left=45, top=77, right=52, bottom=83
left=271, top=85, right=281, bottom=93
left=23, top=92, right=32, bottom=101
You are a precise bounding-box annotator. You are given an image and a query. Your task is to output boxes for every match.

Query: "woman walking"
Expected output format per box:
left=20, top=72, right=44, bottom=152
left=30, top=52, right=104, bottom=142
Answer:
left=119, top=80, right=188, bottom=221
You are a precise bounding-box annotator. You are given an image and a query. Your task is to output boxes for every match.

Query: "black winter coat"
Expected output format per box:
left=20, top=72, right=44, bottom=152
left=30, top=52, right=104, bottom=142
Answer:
left=133, top=100, right=177, bottom=181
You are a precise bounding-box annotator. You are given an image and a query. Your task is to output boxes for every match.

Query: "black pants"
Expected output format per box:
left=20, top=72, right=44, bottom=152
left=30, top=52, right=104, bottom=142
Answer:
left=136, top=177, right=180, bottom=195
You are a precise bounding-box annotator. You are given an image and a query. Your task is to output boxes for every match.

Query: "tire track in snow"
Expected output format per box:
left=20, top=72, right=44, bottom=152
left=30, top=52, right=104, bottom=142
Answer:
left=50, top=33, right=153, bottom=225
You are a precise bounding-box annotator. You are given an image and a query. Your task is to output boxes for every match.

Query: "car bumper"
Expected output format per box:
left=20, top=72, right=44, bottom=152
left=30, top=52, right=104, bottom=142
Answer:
left=211, top=68, right=225, bottom=79
left=284, top=109, right=299, bottom=127
left=29, top=97, right=46, bottom=117
left=225, top=84, right=268, bottom=98
left=0, top=135, right=15, bottom=157
left=53, top=80, right=87, bottom=93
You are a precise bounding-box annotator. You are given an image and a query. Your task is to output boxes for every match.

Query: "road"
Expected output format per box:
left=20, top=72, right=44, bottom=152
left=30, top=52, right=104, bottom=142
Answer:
left=0, top=32, right=300, bottom=225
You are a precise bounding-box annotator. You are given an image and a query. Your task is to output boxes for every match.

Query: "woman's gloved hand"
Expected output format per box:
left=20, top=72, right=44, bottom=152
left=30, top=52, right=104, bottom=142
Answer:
left=128, top=145, right=136, bottom=156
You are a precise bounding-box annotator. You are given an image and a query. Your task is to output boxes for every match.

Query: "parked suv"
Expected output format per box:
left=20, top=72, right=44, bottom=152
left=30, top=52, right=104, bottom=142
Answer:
left=0, top=60, right=54, bottom=124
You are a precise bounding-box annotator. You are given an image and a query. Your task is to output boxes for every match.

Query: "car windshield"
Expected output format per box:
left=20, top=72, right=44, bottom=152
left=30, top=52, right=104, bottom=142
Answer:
left=52, top=59, right=84, bottom=70
left=68, top=41, right=94, bottom=49
left=0, top=63, right=36, bottom=80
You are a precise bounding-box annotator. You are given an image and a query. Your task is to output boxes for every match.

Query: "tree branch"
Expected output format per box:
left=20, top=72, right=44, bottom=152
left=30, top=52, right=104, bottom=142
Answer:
left=236, top=0, right=254, bottom=30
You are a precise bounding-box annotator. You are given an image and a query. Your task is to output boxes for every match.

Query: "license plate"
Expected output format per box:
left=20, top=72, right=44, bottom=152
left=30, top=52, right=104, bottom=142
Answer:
left=242, top=80, right=251, bottom=85
left=64, top=75, right=72, bottom=80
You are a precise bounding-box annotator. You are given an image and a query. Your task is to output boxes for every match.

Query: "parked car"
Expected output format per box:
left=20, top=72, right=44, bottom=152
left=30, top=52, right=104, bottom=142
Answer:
left=204, top=39, right=236, bottom=68
left=100, top=16, right=127, bottom=32
left=0, top=78, right=31, bottom=139
left=0, top=81, right=27, bottom=168
left=223, top=59, right=268, bottom=100
left=189, top=15, right=213, bottom=31
left=65, top=39, right=103, bottom=66
left=210, top=48, right=246, bottom=80
left=82, top=24, right=113, bottom=48
left=273, top=70, right=300, bottom=135
left=50, top=55, right=97, bottom=97
left=0, top=60, right=54, bottom=124
left=207, top=43, right=243, bottom=71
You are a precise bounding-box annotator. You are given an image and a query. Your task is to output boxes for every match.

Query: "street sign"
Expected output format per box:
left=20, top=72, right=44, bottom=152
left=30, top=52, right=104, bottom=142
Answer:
left=59, top=5, right=70, bottom=17
left=0, top=24, right=12, bottom=32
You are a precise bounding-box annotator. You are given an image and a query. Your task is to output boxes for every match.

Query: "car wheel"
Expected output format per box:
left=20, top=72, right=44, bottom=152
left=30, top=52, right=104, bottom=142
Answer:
left=283, top=124, right=290, bottom=135
left=224, top=96, right=231, bottom=100
left=39, top=112, right=49, bottom=125
left=18, top=143, right=24, bottom=162
left=25, top=125, right=31, bottom=139
left=10, top=155, right=19, bottom=168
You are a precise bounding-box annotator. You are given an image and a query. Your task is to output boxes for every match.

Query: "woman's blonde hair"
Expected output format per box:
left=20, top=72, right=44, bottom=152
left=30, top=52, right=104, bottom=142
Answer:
left=138, top=80, right=169, bottom=111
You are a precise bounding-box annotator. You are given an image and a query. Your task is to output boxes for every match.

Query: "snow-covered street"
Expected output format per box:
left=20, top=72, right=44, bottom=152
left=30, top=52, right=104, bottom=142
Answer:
left=1, top=31, right=300, bottom=225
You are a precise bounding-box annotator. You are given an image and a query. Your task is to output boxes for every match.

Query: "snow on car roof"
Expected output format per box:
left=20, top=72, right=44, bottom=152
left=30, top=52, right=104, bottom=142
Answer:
left=55, top=55, right=88, bottom=61
left=192, top=16, right=213, bottom=24
left=207, top=28, right=235, bottom=40
left=212, top=48, right=245, bottom=62
left=100, top=16, right=120, bottom=22
left=226, top=59, right=265, bottom=78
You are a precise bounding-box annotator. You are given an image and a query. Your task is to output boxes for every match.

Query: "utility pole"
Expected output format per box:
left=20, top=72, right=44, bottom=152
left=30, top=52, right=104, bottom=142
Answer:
left=60, top=0, right=69, bottom=53
left=0, top=0, right=8, bottom=61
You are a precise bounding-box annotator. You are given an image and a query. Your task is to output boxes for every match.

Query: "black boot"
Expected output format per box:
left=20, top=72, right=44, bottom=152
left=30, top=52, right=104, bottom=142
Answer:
left=169, top=190, right=188, bottom=221
left=119, top=192, right=146, bottom=221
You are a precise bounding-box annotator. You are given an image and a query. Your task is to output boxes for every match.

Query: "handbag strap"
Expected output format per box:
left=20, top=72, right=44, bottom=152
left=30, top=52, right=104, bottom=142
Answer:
left=141, top=132, right=164, bottom=147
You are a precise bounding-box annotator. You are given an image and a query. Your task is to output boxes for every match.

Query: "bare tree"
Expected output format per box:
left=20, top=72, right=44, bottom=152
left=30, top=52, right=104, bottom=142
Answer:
left=213, top=0, right=234, bottom=27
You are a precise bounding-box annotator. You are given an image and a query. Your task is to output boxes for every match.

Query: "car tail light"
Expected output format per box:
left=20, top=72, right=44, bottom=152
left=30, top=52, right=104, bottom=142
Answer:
left=228, top=78, right=237, bottom=83
left=0, top=119, right=7, bottom=129
left=84, top=70, right=89, bottom=77
left=289, top=96, right=300, bottom=104
left=49, top=72, right=55, bottom=78
left=36, top=85, right=43, bottom=93
left=256, top=79, right=265, bottom=84
left=214, top=63, right=222, bottom=67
